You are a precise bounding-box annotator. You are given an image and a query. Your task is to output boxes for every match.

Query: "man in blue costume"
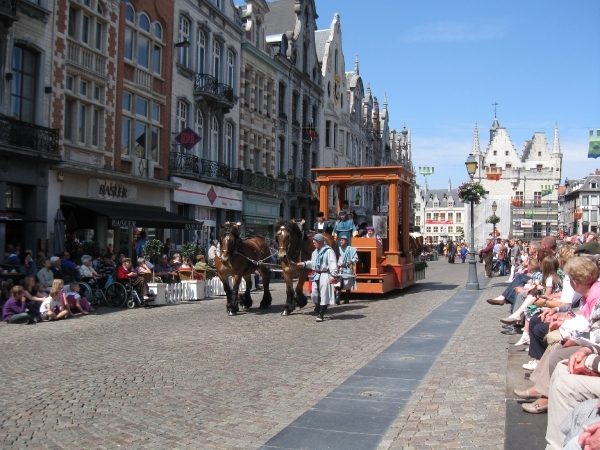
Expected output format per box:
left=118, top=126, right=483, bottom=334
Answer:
left=333, top=210, right=357, bottom=245
left=335, top=235, right=358, bottom=304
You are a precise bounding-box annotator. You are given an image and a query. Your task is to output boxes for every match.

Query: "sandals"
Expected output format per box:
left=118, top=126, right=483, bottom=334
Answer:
left=522, top=400, right=548, bottom=414
left=513, top=388, right=542, bottom=400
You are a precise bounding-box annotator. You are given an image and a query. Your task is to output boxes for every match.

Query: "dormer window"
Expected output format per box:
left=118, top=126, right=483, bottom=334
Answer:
left=537, top=164, right=543, bottom=171
left=433, top=202, right=439, bottom=207
left=448, top=201, right=453, bottom=207
left=592, top=182, right=598, bottom=189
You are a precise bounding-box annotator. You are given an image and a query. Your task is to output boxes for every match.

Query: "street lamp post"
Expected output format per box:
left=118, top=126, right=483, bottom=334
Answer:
left=492, top=201, right=498, bottom=242
left=465, top=153, right=479, bottom=290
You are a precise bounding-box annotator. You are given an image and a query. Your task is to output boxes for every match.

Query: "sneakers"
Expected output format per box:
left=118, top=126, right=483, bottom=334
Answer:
left=316, top=316, right=324, bottom=322
left=523, top=360, right=538, bottom=371
left=514, top=334, right=530, bottom=346
left=501, top=325, right=522, bottom=336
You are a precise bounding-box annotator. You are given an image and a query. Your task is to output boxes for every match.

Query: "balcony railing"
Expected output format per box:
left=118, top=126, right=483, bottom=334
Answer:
left=0, top=114, right=59, bottom=155
left=193, top=73, right=236, bottom=106
left=231, top=169, right=279, bottom=191
left=0, top=0, right=17, bottom=15
left=289, top=178, right=311, bottom=195
left=169, top=152, right=312, bottom=194
left=169, top=152, right=233, bottom=183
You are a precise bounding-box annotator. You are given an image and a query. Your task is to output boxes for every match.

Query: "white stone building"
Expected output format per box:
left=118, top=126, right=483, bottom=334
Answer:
left=467, top=117, right=562, bottom=249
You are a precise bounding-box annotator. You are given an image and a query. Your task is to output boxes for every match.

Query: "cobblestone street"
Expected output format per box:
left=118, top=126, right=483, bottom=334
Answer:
left=0, top=260, right=512, bottom=449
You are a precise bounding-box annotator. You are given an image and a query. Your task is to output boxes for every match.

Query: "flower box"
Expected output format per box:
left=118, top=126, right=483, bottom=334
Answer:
left=147, top=282, right=168, bottom=306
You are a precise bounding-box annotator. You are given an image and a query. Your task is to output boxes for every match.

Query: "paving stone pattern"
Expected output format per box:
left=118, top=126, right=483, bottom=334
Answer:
left=0, top=261, right=508, bottom=449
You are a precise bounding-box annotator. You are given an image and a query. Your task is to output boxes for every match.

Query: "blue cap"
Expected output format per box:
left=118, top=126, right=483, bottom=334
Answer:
left=313, top=234, right=325, bottom=242
left=339, top=210, right=348, bottom=215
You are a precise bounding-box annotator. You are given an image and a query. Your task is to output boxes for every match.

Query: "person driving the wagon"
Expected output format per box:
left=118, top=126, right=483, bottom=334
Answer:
left=332, top=210, right=358, bottom=245
left=116, top=258, right=154, bottom=303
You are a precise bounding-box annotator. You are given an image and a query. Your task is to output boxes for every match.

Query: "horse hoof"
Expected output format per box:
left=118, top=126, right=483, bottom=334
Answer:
left=243, top=306, right=250, bottom=312
left=228, top=310, right=235, bottom=316
left=282, top=310, right=290, bottom=316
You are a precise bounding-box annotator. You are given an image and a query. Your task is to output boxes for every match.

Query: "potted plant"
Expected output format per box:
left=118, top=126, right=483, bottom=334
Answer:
left=486, top=215, right=501, bottom=225
left=79, top=240, right=102, bottom=259
left=457, top=181, right=486, bottom=204
left=143, top=238, right=167, bottom=305
left=180, top=241, right=205, bottom=265
left=414, top=261, right=428, bottom=281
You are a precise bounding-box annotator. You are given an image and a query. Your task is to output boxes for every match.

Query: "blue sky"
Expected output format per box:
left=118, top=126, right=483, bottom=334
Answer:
left=313, top=0, right=600, bottom=188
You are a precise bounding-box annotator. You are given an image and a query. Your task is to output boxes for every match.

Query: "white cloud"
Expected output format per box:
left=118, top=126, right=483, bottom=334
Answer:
left=403, top=21, right=507, bottom=42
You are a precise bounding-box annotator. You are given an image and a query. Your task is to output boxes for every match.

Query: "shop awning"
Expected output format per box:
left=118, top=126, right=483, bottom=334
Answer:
left=62, top=197, right=203, bottom=230
left=0, top=211, right=43, bottom=222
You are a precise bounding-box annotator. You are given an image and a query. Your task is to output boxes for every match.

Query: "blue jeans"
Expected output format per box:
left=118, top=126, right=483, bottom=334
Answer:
left=8, top=312, right=32, bottom=324
left=499, top=259, right=507, bottom=276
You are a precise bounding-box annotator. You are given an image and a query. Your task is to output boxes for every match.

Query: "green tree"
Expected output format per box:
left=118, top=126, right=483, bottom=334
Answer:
left=143, top=239, right=163, bottom=281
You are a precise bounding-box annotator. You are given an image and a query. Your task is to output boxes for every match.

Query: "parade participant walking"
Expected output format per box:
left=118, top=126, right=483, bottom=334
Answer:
left=335, top=235, right=358, bottom=305
left=460, top=244, right=468, bottom=263
left=447, top=240, right=456, bottom=263
left=313, top=211, right=333, bottom=234
left=481, top=238, right=495, bottom=277
left=297, top=234, right=339, bottom=322
left=332, top=210, right=357, bottom=245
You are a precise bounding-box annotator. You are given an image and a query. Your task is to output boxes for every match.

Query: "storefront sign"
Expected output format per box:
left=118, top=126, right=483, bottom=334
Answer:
left=175, top=127, right=201, bottom=151
left=111, top=219, right=137, bottom=228
left=172, top=177, right=242, bottom=211
left=426, top=220, right=454, bottom=224
left=89, top=179, right=137, bottom=201
left=185, top=222, right=204, bottom=230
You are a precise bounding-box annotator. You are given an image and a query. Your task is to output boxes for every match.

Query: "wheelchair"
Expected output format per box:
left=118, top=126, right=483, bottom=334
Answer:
left=105, top=278, right=143, bottom=309
left=77, top=278, right=108, bottom=307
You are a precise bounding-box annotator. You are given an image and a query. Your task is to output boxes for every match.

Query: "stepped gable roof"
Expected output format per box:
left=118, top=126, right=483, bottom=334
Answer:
left=264, top=0, right=296, bottom=36
left=421, top=188, right=464, bottom=208
left=314, top=29, right=329, bottom=62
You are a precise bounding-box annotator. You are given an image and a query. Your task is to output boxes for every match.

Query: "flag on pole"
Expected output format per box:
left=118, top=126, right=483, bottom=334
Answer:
left=588, top=129, right=600, bottom=159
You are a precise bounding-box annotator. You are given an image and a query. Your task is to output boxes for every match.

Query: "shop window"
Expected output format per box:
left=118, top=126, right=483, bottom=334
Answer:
left=6, top=185, right=24, bottom=209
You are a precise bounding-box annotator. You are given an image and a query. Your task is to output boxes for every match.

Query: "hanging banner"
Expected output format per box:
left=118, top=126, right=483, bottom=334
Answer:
left=589, top=129, right=600, bottom=159
left=521, top=219, right=533, bottom=228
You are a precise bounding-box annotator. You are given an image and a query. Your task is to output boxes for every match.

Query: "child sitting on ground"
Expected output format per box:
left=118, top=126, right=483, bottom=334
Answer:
left=65, top=282, right=91, bottom=314
left=40, top=288, right=69, bottom=321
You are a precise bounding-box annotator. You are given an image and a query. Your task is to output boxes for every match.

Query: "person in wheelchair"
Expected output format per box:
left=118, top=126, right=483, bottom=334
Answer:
left=116, top=258, right=155, bottom=303
left=79, top=255, right=103, bottom=286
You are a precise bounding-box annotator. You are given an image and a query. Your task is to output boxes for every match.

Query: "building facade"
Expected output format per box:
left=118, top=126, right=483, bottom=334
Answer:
left=264, top=0, right=323, bottom=225
left=169, top=0, right=244, bottom=249
left=413, top=181, right=465, bottom=246
left=467, top=118, right=562, bottom=249
left=562, top=171, right=600, bottom=236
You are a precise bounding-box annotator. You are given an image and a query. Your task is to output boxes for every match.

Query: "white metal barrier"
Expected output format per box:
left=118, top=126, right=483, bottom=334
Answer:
left=205, top=277, right=246, bottom=297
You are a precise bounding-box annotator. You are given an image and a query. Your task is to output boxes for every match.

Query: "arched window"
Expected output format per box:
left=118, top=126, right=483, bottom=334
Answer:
left=212, top=41, right=221, bottom=81
left=196, top=29, right=206, bottom=73
left=177, top=15, right=190, bottom=66
left=226, top=50, right=235, bottom=89
left=225, top=122, right=233, bottom=166
left=195, top=108, right=204, bottom=156
left=211, top=116, right=219, bottom=161
left=154, top=22, right=162, bottom=40
left=126, top=4, right=134, bottom=22
left=139, top=13, right=150, bottom=32
left=334, top=49, right=338, bottom=73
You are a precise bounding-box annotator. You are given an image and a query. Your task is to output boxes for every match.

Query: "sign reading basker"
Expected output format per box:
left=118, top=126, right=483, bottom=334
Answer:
left=175, top=127, right=201, bottom=151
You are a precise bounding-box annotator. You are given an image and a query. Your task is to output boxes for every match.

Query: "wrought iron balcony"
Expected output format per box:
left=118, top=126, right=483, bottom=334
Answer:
left=289, top=178, right=311, bottom=195
left=231, top=169, right=279, bottom=191
left=169, top=151, right=233, bottom=183
left=193, top=73, right=237, bottom=112
left=0, top=114, right=59, bottom=155
left=0, top=0, right=18, bottom=28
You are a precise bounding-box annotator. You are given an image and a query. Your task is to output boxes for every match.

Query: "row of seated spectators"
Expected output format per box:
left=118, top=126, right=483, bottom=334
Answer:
left=486, top=233, right=600, bottom=449
left=2, top=251, right=218, bottom=324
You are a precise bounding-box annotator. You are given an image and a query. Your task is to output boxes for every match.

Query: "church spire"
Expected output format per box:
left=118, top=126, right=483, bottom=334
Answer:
left=552, top=123, right=561, bottom=154
left=383, top=92, right=388, bottom=110
left=472, top=123, right=481, bottom=155
left=354, top=54, right=359, bottom=74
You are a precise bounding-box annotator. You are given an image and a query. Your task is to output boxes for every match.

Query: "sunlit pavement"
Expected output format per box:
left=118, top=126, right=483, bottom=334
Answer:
left=0, top=260, right=511, bottom=449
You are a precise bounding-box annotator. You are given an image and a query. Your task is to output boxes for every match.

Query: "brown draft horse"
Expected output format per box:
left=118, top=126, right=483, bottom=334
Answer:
left=275, top=219, right=338, bottom=316
left=214, top=222, right=272, bottom=316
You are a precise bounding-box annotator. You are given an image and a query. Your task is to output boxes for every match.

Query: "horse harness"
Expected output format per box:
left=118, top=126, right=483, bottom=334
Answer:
left=277, top=224, right=305, bottom=264
left=223, top=232, right=274, bottom=268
